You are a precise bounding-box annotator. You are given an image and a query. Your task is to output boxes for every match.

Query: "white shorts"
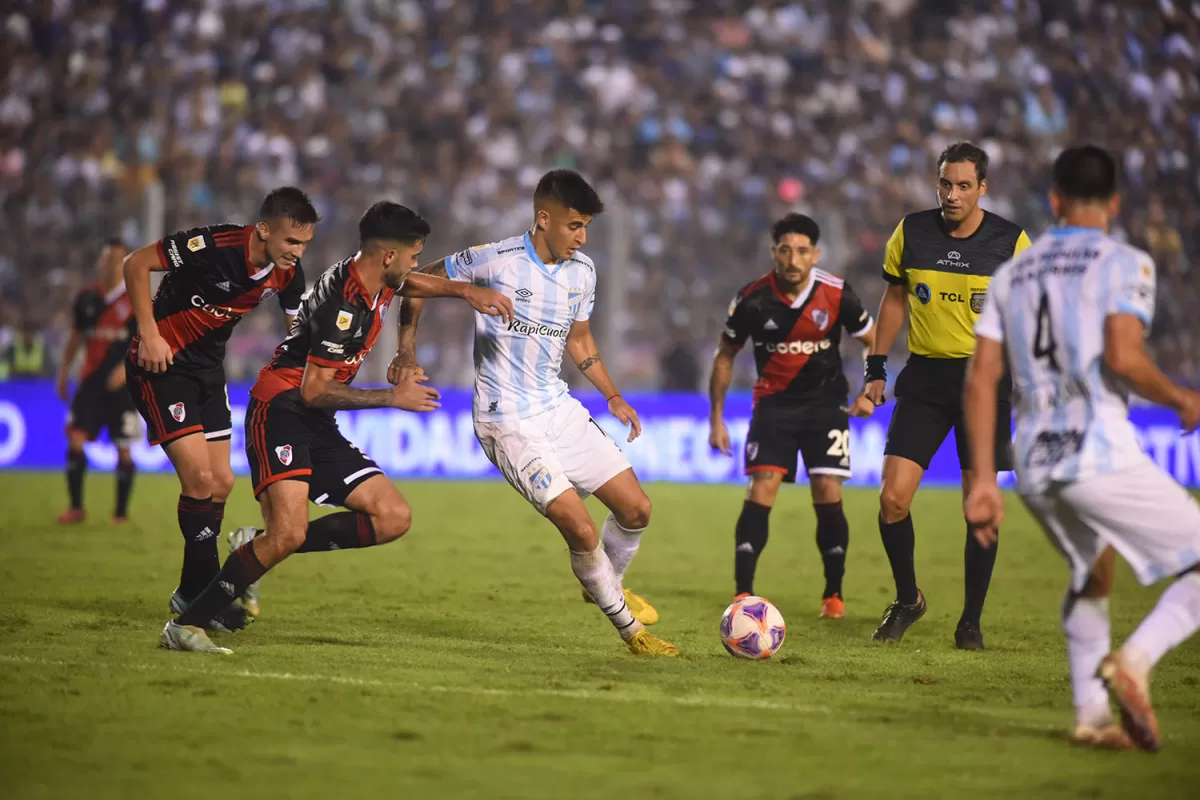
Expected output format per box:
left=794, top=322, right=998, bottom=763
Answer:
left=1020, top=460, right=1200, bottom=592
left=475, top=398, right=633, bottom=515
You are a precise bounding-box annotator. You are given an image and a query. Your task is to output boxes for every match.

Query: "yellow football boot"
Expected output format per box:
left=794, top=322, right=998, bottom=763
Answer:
left=626, top=629, right=679, bottom=657
left=582, top=587, right=659, bottom=625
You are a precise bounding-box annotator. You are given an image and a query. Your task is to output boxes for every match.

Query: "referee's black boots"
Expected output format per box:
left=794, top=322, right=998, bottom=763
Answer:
left=871, top=590, right=927, bottom=643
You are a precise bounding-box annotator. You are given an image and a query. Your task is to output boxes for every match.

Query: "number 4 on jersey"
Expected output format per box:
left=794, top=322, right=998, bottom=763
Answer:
left=1033, top=292, right=1061, bottom=372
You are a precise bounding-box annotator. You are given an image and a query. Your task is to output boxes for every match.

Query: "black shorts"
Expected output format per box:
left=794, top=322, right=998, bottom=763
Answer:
left=884, top=354, right=1013, bottom=471
left=68, top=383, right=139, bottom=446
left=126, top=362, right=232, bottom=447
left=245, top=388, right=383, bottom=505
left=744, top=403, right=852, bottom=483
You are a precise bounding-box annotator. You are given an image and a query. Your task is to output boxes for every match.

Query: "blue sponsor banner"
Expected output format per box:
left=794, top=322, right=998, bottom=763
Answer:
left=1, top=380, right=1197, bottom=487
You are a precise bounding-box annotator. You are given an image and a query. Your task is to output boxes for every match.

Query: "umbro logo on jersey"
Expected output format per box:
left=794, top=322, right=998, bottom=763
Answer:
left=763, top=318, right=778, bottom=331
left=515, top=288, right=533, bottom=303
left=216, top=280, right=231, bottom=291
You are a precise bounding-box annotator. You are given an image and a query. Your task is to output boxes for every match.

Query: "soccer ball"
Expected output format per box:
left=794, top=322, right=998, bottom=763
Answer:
left=719, top=596, right=786, bottom=659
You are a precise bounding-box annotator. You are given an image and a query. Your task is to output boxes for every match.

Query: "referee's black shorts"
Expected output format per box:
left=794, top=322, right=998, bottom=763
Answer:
left=884, top=354, right=1013, bottom=472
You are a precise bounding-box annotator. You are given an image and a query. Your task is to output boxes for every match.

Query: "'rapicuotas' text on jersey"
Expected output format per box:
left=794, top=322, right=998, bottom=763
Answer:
left=446, top=233, right=596, bottom=422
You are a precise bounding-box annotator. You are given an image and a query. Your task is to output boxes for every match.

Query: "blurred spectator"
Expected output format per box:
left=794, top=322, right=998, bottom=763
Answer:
left=0, top=0, right=1197, bottom=391
left=660, top=327, right=702, bottom=392
left=9, top=315, right=47, bottom=378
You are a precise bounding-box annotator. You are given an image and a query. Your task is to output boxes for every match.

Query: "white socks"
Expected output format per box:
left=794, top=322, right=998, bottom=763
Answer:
left=600, top=514, right=644, bottom=585
left=1062, top=595, right=1112, bottom=728
left=1121, top=571, right=1200, bottom=675
left=570, top=545, right=642, bottom=642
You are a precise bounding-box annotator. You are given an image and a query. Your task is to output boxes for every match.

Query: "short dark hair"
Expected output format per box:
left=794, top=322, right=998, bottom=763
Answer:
left=937, top=141, right=989, bottom=183
left=1052, top=145, right=1118, bottom=201
left=533, top=169, right=605, bottom=216
left=770, top=213, right=820, bottom=245
left=358, top=201, right=431, bottom=246
left=259, top=186, right=320, bottom=226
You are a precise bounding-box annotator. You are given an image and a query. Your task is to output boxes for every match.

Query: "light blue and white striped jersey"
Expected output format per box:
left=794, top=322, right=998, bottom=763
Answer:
left=976, top=226, right=1156, bottom=493
left=445, top=232, right=597, bottom=422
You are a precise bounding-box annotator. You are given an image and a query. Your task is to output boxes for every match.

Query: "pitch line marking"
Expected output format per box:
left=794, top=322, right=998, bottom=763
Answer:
left=0, top=654, right=830, bottom=714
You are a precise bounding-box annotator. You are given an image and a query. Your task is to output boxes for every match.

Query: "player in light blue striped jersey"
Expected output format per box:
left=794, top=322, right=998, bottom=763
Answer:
left=393, top=170, right=677, bottom=657
left=963, top=145, right=1200, bottom=752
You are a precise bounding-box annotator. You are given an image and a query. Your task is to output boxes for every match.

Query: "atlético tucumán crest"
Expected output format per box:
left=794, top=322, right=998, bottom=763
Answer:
left=810, top=308, right=829, bottom=331
left=169, top=402, right=186, bottom=422
left=275, top=445, right=293, bottom=466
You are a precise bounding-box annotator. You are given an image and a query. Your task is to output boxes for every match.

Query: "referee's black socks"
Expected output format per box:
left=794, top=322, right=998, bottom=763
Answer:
left=961, top=524, right=997, bottom=628
left=734, top=501, right=771, bottom=596
left=814, top=502, right=848, bottom=598
left=879, top=513, right=919, bottom=605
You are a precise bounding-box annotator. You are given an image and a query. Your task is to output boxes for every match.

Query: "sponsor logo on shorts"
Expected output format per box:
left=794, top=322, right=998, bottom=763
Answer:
left=970, top=290, right=987, bottom=314
left=746, top=441, right=759, bottom=461
left=187, top=236, right=207, bottom=252
left=523, top=458, right=552, bottom=491
left=336, top=310, right=353, bottom=331
left=915, top=283, right=931, bottom=304
left=761, top=338, right=831, bottom=354
left=275, top=444, right=293, bottom=466
left=169, top=402, right=186, bottom=422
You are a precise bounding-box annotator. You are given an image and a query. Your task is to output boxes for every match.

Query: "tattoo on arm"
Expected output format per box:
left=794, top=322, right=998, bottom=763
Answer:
left=415, top=261, right=448, bottom=278
left=577, top=354, right=601, bottom=372
left=305, top=382, right=395, bottom=411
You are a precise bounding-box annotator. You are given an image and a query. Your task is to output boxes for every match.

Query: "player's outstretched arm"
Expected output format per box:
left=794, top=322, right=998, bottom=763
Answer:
left=864, top=284, right=906, bottom=405
left=391, top=295, right=425, bottom=385
left=123, top=244, right=174, bottom=373
left=399, top=269, right=513, bottom=321
left=847, top=324, right=879, bottom=418
left=300, top=362, right=440, bottom=412
left=708, top=338, right=737, bottom=455
left=962, top=336, right=1006, bottom=543
left=1105, top=314, right=1200, bottom=431
left=567, top=320, right=641, bottom=442
left=55, top=327, right=83, bottom=402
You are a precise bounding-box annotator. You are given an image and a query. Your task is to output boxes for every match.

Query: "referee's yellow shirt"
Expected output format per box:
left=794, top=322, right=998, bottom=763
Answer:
left=883, top=208, right=1031, bottom=358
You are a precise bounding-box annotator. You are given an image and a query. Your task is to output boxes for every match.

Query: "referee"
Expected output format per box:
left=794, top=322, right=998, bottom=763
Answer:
left=864, top=142, right=1031, bottom=649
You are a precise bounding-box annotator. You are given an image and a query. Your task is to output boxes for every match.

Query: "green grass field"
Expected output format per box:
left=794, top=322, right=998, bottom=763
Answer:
left=1, top=473, right=1197, bottom=799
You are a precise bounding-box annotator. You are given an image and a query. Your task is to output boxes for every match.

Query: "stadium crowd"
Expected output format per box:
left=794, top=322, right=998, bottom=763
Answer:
left=1, top=0, right=1197, bottom=390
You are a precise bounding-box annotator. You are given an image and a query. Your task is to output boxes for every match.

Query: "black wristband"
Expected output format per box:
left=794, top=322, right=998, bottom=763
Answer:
left=865, top=355, right=887, bottom=383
